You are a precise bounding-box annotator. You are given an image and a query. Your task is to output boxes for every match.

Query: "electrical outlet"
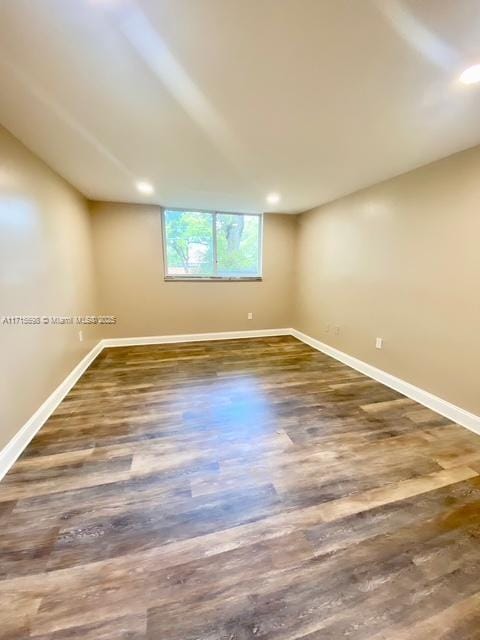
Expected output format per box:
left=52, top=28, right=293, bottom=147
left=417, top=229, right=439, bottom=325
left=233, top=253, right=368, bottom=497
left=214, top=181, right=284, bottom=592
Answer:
left=376, top=337, right=383, bottom=349
left=334, top=326, right=340, bottom=335
left=247, top=312, right=253, bottom=320
left=78, top=330, right=83, bottom=342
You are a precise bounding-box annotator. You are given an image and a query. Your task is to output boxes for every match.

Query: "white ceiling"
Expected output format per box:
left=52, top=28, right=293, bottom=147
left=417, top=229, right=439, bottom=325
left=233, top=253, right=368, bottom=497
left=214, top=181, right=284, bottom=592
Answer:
left=1, top=0, right=480, bottom=214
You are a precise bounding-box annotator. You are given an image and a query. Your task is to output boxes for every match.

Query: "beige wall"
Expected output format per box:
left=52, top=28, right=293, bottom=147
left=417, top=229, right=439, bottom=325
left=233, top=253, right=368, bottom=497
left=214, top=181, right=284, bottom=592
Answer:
left=90, top=202, right=296, bottom=337
left=0, top=126, right=97, bottom=449
left=295, top=145, right=480, bottom=415
left=2, top=120, right=480, bottom=452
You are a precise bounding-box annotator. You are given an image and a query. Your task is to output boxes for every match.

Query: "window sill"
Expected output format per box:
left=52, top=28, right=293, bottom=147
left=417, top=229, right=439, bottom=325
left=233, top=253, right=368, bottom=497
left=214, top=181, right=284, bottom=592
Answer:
left=164, top=276, right=263, bottom=282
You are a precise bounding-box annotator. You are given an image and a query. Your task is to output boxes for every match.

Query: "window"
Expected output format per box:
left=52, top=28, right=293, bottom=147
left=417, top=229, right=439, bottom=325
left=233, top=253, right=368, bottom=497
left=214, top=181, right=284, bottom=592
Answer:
left=162, top=210, right=262, bottom=280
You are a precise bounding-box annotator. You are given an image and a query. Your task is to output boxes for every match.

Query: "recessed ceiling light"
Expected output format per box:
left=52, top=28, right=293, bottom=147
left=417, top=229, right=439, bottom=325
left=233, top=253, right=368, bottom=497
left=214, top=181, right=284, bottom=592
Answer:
left=266, top=193, right=280, bottom=205
left=136, top=180, right=154, bottom=195
left=459, top=64, right=480, bottom=85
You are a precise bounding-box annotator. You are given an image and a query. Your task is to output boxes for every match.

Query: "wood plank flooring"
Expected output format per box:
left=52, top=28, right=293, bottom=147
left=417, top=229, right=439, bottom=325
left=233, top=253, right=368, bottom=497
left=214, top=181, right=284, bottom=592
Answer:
left=2, top=336, right=480, bottom=639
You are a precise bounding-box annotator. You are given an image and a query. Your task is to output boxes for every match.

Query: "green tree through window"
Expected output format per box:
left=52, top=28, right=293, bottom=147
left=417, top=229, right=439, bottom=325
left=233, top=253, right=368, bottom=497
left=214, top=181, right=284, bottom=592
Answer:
left=163, top=210, right=262, bottom=279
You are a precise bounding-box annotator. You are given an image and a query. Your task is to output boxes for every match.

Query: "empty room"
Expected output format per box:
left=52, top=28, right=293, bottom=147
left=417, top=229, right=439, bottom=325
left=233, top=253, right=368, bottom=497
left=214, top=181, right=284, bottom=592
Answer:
left=1, top=0, right=480, bottom=637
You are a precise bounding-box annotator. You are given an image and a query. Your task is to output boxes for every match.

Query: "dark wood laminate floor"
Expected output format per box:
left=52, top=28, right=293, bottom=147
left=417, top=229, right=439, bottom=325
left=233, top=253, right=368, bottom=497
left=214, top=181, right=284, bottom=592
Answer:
left=2, top=336, right=480, bottom=639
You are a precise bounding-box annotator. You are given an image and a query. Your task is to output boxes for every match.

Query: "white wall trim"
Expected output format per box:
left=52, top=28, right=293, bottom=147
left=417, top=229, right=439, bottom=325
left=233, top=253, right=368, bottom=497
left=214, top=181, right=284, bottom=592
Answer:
left=0, top=328, right=291, bottom=480
left=2, top=326, right=479, bottom=482
left=0, top=341, right=104, bottom=481
left=101, top=328, right=291, bottom=347
left=290, top=328, right=480, bottom=435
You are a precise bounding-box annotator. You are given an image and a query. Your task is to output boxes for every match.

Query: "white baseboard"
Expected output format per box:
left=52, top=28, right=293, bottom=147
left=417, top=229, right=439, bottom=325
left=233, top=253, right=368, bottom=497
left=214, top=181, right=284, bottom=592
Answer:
left=0, top=341, right=104, bottom=481
left=0, top=328, right=290, bottom=480
left=290, top=328, right=480, bottom=435
left=2, top=326, right=479, bottom=482
left=101, top=328, right=291, bottom=348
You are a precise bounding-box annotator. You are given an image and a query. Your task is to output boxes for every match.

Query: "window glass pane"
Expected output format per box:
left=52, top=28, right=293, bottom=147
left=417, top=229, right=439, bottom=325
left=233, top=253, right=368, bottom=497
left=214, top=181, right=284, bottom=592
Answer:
left=216, top=214, right=260, bottom=277
left=163, top=210, right=262, bottom=279
left=164, top=210, right=214, bottom=276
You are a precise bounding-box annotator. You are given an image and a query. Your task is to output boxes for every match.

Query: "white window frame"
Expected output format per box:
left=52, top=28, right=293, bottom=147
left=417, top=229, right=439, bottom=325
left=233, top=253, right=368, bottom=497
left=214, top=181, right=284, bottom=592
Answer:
left=162, top=209, right=263, bottom=281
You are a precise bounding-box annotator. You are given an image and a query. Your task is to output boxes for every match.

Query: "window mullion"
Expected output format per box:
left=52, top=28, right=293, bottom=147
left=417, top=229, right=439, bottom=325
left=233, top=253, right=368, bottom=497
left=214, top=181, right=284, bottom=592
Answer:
left=212, top=212, right=218, bottom=277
